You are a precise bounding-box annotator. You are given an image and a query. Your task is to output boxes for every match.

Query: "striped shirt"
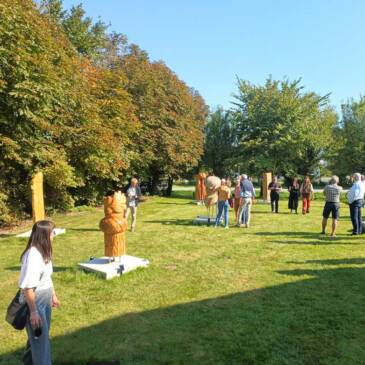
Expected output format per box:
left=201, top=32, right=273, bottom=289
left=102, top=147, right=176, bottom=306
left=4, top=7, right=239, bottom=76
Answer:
left=323, top=184, right=342, bottom=203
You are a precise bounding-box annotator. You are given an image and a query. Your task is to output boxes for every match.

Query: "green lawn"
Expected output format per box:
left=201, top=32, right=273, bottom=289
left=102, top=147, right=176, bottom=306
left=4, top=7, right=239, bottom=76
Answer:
left=1, top=191, right=365, bottom=365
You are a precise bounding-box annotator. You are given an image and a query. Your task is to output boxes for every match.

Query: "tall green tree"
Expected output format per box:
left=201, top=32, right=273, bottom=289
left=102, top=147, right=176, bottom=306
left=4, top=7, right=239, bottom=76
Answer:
left=203, top=108, right=236, bottom=177
left=121, top=47, right=207, bottom=194
left=329, top=98, right=365, bottom=178
left=0, top=0, right=137, bottom=218
left=40, top=0, right=109, bottom=60
left=231, top=77, right=337, bottom=177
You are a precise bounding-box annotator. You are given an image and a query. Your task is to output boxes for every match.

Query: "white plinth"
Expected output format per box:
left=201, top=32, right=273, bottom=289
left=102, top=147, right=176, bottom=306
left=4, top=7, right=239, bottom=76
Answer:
left=16, top=228, right=66, bottom=238
left=78, top=255, right=149, bottom=280
left=193, top=216, right=217, bottom=225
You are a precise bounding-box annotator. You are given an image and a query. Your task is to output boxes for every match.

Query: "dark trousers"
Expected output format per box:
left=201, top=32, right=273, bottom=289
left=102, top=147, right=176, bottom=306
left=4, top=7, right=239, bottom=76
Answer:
left=22, top=341, right=32, bottom=365
left=270, top=191, right=279, bottom=213
left=350, top=199, right=363, bottom=235
left=288, top=194, right=299, bottom=212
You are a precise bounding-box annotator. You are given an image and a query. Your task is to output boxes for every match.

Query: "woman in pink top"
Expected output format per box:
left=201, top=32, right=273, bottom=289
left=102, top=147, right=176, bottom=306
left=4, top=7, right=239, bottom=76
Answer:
left=234, top=177, right=242, bottom=222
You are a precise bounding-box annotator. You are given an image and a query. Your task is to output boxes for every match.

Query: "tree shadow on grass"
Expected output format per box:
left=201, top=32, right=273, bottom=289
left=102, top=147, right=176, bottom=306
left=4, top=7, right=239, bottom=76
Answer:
left=252, top=211, right=291, bottom=215
left=256, top=231, right=321, bottom=237
left=2, top=260, right=365, bottom=365
left=287, top=258, right=365, bottom=265
left=5, top=266, right=73, bottom=272
left=155, top=202, right=194, bottom=205
left=67, top=228, right=100, bottom=232
left=0, top=233, right=17, bottom=238
left=255, top=231, right=365, bottom=245
left=170, top=191, right=194, bottom=200
left=144, top=219, right=196, bottom=226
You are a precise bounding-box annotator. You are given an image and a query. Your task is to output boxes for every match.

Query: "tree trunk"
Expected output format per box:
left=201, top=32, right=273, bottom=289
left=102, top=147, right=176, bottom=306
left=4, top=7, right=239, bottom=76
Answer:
left=165, top=176, right=173, bottom=197
left=149, top=170, right=161, bottom=195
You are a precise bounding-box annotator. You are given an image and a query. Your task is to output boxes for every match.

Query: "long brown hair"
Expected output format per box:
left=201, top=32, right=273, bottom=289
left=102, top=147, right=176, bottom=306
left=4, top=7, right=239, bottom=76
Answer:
left=20, top=220, right=55, bottom=263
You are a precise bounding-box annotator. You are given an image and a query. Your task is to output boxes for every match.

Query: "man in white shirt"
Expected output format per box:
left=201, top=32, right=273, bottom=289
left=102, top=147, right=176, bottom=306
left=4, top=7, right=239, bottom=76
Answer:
left=347, top=173, right=365, bottom=235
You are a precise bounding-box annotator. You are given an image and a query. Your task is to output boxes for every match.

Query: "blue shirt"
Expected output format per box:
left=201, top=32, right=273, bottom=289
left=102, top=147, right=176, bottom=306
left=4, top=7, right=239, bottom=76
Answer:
left=348, top=182, right=365, bottom=204
left=240, top=179, right=255, bottom=198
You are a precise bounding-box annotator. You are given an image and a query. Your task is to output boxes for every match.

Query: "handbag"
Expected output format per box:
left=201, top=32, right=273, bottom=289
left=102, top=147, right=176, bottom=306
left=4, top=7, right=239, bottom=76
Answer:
left=6, top=289, right=29, bottom=330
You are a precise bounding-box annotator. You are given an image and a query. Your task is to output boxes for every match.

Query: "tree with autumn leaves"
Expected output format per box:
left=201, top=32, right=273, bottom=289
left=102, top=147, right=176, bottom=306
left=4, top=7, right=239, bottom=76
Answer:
left=0, top=0, right=207, bottom=223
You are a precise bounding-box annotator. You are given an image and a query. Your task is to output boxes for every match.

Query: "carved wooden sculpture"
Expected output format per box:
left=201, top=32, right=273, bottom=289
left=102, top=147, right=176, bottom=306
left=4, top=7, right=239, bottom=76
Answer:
left=262, top=172, right=272, bottom=202
left=195, top=172, right=207, bottom=203
left=99, top=191, right=128, bottom=259
left=31, top=172, right=45, bottom=223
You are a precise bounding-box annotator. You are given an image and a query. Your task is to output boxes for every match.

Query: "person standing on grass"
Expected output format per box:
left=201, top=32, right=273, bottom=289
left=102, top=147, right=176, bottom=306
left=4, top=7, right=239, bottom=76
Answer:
left=238, top=174, right=256, bottom=227
left=214, top=178, right=231, bottom=228
left=321, top=175, right=343, bottom=238
left=19, top=220, right=60, bottom=365
left=268, top=176, right=282, bottom=213
left=288, top=177, right=300, bottom=214
left=347, top=173, right=365, bottom=235
left=233, top=177, right=242, bottom=222
left=125, top=178, right=142, bottom=232
left=300, top=176, right=314, bottom=214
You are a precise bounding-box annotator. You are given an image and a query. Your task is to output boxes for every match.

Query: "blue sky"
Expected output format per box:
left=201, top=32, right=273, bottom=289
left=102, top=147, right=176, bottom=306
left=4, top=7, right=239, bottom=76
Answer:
left=62, top=0, right=365, bottom=111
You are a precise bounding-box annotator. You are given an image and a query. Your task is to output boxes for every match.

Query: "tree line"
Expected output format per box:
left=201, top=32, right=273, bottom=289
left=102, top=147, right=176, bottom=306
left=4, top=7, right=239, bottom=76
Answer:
left=0, top=0, right=207, bottom=223
left=1, top=1, right=364, bottom=224
left=203, top=77, right=365, bottom=184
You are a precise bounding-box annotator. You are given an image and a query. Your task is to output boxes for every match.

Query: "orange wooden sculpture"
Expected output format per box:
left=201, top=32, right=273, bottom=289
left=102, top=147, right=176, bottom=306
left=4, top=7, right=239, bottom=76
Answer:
left=99, top=191, right=128, bottom=259
left=195, top=172, right=207, bottom=203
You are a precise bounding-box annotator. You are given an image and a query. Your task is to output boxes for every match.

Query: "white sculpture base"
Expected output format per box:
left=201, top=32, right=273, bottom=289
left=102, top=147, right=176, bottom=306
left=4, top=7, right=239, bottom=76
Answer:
left=193, top=216, right=217, bottom=225
left=78, top=255, right=149, bottom=280
left=16, top=228, right=66, bottom=238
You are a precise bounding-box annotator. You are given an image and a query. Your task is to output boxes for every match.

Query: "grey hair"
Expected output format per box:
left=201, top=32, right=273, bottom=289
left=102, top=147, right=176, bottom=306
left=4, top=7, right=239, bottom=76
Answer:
left=329, top=175, right=339, bottom=184
left=241, top=174, right=247, bottom=179
left=353, top=173, right=361, bottom=182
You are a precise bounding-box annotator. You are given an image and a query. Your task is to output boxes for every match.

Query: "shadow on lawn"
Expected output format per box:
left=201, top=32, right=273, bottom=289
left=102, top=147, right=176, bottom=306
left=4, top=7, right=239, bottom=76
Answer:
left=5, top=266, right=72, bottom=272
left=256, top=231, right=322, bottom=238
left=67, top=228, right=100, bottom=232
left=144, top=219, right=195, bottom=226
left=256, top=231, right=365, bottom=245
left=2, top=259, right=365, bottom=365
left=0, top=233, right=17, bottom=238
left=155, top=201, right=194, bottom=206
left=171, top=191, right=194, bottom=200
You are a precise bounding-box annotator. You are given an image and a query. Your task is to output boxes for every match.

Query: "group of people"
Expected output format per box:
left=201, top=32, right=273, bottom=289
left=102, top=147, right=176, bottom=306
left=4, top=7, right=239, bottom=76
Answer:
left=16, top=178, right=142, bottom=364
left=212, top=173, right=365, bottom=238
left=268, top=175, right=314, bottom=214
left=214, top=174, right=256, bottom=228
left=320, top=172, right=365, bottom=238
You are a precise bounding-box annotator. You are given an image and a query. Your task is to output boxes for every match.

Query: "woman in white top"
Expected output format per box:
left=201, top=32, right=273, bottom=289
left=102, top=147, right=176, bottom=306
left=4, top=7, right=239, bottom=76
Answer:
left=19, top=220, right=60, bottom=365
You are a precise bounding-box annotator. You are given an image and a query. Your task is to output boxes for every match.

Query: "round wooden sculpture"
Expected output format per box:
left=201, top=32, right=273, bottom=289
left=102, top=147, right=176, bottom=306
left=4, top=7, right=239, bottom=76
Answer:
left=205, top=176, right=221, bottom=207
left=99, top=191, right=128, bottom=258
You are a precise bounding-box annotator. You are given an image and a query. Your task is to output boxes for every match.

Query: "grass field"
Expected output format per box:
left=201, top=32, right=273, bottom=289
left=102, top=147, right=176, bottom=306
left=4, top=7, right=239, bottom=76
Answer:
left=1, top=189, right=365, bottom=365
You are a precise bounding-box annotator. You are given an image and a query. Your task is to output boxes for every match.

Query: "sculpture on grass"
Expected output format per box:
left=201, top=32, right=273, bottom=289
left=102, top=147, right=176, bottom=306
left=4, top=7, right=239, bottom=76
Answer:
left=99, top=191, right=128, bottom=261
left=195, top=172, right=207, bottom=205
left=204, top=175, right=221, bottom=222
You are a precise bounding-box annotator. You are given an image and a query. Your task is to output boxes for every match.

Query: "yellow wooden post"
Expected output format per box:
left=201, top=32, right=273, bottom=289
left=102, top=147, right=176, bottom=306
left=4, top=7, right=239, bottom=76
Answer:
left=31, top=172, right=45, bottom=223
left=262, top=172, right=272, bottom=202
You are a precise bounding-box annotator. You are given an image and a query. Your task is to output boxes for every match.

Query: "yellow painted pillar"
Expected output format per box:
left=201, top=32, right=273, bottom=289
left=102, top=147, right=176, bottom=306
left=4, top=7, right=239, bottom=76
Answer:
left=31, top=172, right=45, bottom=223
left=262, top=172, right=272, bottom=202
